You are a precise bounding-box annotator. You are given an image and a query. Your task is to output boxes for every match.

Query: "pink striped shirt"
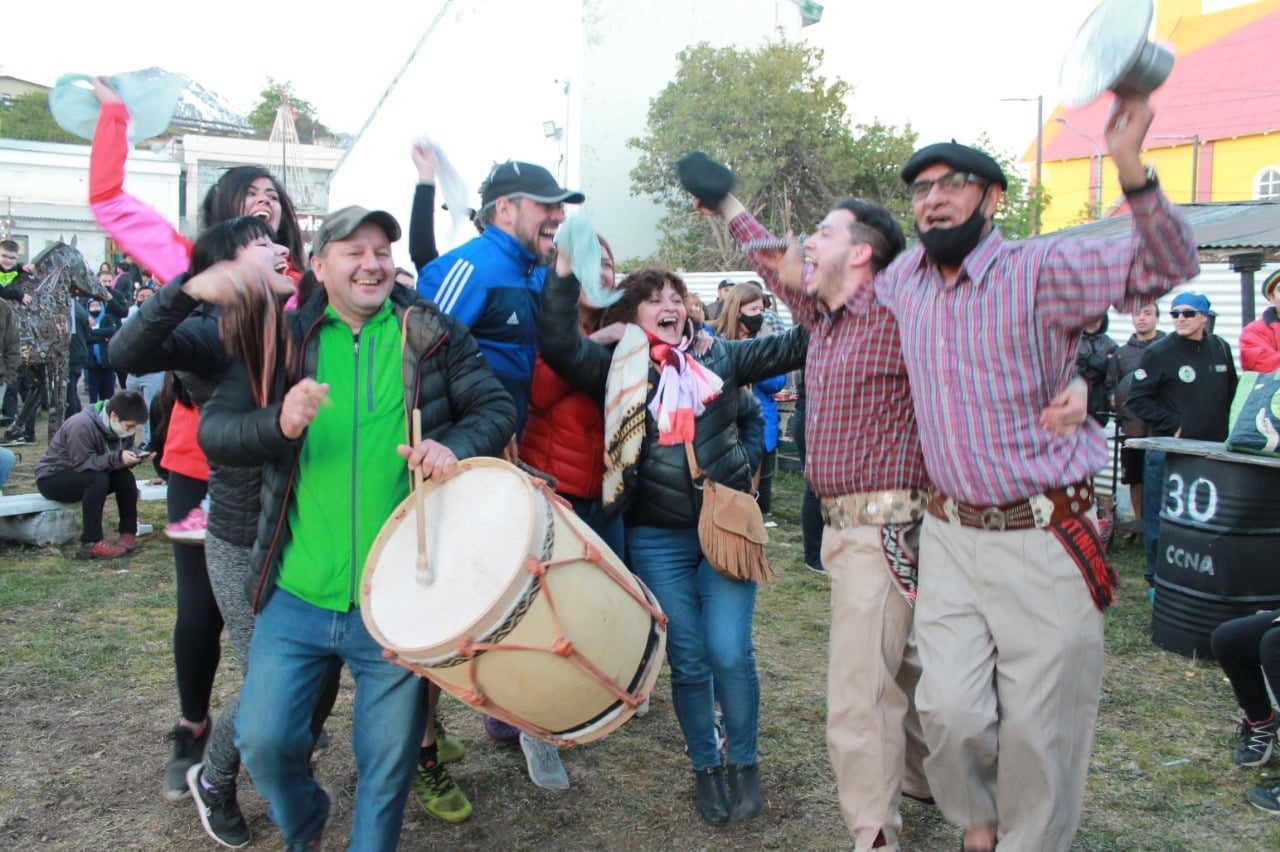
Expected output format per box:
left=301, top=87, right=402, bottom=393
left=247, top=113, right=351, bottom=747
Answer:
left=875, top=187, right=1198, bottom=504
left=729, top=212, right=928, bottom=497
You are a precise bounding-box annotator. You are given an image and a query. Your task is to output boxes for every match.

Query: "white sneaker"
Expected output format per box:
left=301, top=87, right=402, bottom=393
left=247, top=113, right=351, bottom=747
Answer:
left=636, top=695, right=651, bottom=718
left=519, top=731, right=569, bottom=790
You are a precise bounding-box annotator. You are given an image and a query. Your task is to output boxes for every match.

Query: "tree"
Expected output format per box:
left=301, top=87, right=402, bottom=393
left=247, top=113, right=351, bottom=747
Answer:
left=628, top=37, right=917, bottom=270
left=0, top=91, right=82, bottom=144
left=978, top=134, right=1052, bottom=241
left=247, top=79, right=331, bottom=142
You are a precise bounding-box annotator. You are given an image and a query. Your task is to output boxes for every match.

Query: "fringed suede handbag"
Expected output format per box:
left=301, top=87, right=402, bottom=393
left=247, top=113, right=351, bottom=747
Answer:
left=684, top=441, right=772, bottom=582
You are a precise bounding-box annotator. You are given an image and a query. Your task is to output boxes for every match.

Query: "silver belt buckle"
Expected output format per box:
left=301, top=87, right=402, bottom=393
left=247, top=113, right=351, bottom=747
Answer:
left=979, top=506, right=1007, bottom=531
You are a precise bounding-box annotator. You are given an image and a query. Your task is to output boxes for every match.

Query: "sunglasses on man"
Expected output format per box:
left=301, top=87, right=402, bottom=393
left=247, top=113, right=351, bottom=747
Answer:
left=1169, top=309, right=1201, bottom=319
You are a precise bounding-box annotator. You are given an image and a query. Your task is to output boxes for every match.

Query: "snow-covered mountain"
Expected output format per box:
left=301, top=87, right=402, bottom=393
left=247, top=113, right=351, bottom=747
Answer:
left=124, top=66, right=252, bottom=135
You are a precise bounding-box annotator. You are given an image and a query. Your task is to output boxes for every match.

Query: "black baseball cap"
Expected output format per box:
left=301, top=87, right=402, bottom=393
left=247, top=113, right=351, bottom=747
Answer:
left=480, top=161, right=585, bottom=207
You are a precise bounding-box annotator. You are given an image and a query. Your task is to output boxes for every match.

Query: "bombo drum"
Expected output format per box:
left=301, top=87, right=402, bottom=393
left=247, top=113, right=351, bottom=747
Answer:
left=361, top=458, right=666, bottom=744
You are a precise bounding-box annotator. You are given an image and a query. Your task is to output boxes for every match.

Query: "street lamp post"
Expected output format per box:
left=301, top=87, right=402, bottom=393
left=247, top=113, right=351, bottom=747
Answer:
left=1001, top=95, right=1044, bottom=235
left=1054, top=117, right=1104, bottom=221
left=1154, top=134, right=1202, bottom=202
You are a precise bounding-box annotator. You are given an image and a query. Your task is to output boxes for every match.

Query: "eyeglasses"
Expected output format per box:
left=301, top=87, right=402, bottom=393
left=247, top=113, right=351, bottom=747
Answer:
left=907, top=171, right=989, bottom=201
left=1169, top=309, right=1201, bottom=319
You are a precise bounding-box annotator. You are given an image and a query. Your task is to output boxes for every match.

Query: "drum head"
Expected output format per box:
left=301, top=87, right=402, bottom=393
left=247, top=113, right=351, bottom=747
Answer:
left=362, top=459, right=545, bottom=659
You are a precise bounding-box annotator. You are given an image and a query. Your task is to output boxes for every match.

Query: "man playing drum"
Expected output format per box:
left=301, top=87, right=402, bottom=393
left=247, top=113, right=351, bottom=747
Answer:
left=198, top=206, right=515, bottom=851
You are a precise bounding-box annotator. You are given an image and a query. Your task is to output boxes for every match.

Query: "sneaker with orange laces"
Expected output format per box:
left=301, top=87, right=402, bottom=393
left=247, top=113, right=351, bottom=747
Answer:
left=78, top=539, right=127, bottom=560
left=166, top=507, right=207, bottom=544
left=116, top=532, right=138, bottom=553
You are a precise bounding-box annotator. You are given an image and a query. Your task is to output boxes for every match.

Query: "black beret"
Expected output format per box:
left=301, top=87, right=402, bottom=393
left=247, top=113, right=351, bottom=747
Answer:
left=901, top=141, right=1008, bottom=189
left=676, top=151, right=736, bottom=208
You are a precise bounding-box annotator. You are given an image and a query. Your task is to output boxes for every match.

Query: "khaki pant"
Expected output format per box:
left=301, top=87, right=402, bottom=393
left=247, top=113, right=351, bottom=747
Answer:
left=823, top=524, right=929, bottom=852
left=915, top=516, right=1103, bottom=852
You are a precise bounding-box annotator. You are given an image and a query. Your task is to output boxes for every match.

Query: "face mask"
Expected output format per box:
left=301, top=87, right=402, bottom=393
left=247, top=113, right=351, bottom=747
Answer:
left=740, top=313, right=765, bottom=336
left=107, top=414, right=135, bottom=438
left=916, top=189, right=990, bottom=268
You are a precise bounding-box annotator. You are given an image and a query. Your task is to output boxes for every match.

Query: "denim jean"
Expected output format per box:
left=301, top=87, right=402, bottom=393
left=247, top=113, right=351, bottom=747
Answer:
left=237, top=589, right=425, bottom=851
left=626, top=525, right=760, bottom=770
left=566, top=494, right=626, bottom=560
left=1142, top=450, right=1167, bottom=586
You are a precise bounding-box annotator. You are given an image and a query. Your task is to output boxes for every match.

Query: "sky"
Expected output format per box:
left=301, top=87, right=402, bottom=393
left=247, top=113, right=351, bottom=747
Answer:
left=4, top=0, right=1247, bottom=179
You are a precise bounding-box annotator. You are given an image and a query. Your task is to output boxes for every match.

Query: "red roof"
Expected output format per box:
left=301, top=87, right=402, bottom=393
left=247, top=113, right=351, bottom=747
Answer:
left=1044, top=8, right=1280, bottom=161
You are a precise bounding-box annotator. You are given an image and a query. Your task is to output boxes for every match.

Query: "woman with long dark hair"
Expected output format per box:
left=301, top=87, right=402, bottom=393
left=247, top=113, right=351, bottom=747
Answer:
left=539, top=253, right=806, bottom=825
left=109, top=216, right=296, bottom=847
left=90, top=75, right=307, bottom=843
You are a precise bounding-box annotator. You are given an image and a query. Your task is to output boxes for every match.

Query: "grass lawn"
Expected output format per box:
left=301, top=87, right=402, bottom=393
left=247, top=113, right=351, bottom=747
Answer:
left=1, top=461, right=1278, bottom=850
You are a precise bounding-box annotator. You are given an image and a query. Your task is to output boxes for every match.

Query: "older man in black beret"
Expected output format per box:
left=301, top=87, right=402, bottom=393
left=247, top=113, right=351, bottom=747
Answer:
left=869, top=93, right=1200, bottom=851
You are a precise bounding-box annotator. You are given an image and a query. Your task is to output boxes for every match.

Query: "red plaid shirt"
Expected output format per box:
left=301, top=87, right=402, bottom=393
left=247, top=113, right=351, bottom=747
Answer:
left=729, top=212, right=928, bottom=497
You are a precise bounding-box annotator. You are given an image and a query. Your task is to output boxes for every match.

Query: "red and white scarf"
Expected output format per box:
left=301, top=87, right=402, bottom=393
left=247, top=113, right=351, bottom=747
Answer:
left=647, top=331, right=723, bottom=445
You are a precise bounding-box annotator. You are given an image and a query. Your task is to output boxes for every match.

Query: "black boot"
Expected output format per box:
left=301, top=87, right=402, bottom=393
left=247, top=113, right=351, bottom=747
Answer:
left=727, top=762, right=763, bottom=821
left=694, top=766, right=730, bottom=824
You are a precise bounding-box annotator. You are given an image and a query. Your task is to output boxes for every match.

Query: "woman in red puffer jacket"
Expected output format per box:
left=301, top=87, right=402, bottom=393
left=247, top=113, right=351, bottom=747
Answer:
left=519, top=236, right=624, bottom=557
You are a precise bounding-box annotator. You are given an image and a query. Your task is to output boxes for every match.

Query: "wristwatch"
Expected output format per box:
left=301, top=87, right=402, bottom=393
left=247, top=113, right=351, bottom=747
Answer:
left=1122, top=164, right=1159, bottom=196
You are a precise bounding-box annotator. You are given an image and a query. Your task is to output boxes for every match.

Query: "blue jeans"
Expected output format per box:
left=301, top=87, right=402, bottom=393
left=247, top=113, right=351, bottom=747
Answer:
left=566, top=494, right=626, bottom=560
left=1143, top=450, right=1167, bottom=586
left=627, top=525, right=759, bottom=770
left=237, top=589, right=425, bottom=851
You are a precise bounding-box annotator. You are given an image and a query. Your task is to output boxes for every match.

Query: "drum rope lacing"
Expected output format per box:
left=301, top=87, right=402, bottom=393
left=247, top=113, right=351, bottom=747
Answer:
left=383, top=482, right=668, bottom=746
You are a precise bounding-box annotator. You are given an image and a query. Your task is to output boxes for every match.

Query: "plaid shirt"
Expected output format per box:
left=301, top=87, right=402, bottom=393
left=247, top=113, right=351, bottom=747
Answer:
left=729, top=212, right=928, bottom=497
left=875, top=187, right=1198, bottom=504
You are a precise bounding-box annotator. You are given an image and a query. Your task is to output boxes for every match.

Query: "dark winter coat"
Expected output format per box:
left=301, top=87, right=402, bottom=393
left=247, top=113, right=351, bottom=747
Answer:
left=537, top=269, right=806, bottom=528
left=108, top=275, right=261, bottom=547
left=197, top=284, right=516, bottom=610
left=85, top=303, right=121, bottom=368
left=1075, top=315, right=1118, bottom=426
left=1126, top=331, right=1238, bottom=440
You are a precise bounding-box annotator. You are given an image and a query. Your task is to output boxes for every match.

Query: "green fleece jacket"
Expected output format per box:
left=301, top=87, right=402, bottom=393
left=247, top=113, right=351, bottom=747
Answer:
left=277, top=303, right=410, bottom=611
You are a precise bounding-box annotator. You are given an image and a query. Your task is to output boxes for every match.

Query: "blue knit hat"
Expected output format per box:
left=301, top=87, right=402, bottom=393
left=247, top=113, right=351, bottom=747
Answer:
left=1171, top=291, right=1210, bottom=314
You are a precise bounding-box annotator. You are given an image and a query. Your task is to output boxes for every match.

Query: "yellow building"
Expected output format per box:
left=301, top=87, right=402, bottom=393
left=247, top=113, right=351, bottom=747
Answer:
left=1037, top=0, right=1280, bottom=233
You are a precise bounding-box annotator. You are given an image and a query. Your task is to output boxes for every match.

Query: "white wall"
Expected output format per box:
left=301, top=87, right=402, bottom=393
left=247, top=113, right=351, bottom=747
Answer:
left=326, top=0, right=804, bottom=270
left=326, top=0, right=581, bottom=270
left=578, top=0, right=805, bottom=261
left=177, top=134, right=343, bottom=235
left=1102, top=262, right=1275, bottom=366
left=0, top=138, right=179, bottom=272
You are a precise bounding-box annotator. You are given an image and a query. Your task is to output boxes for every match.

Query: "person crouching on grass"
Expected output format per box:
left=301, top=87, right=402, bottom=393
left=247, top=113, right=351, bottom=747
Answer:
left=35, top=388, right=150, bottom=559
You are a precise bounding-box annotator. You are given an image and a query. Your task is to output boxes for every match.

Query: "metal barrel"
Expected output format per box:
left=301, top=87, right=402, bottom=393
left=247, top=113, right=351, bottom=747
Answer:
left=1152, top=453, right=1280, bottom=658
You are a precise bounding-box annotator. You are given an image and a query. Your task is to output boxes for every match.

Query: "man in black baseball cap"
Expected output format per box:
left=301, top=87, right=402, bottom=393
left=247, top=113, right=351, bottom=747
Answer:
left=479, top=160, right=586, bottom=208
left=706, top=278, right=736, bottom=322
left=416, top=159, right=585, bottom=792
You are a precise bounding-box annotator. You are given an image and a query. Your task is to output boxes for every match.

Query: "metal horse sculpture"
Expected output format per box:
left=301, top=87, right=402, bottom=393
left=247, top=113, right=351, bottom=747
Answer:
left=4, top=240, right=114, bottom=443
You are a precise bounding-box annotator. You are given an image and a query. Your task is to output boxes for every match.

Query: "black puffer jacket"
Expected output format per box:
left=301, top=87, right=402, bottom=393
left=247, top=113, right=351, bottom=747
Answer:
left=538, top=270, right=806, bottom=528
left=108, top=275, right=262, bottom=547
left=198, top=284, right=516, bottom=610
left=1075, top=315, right=1118, bottom=426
